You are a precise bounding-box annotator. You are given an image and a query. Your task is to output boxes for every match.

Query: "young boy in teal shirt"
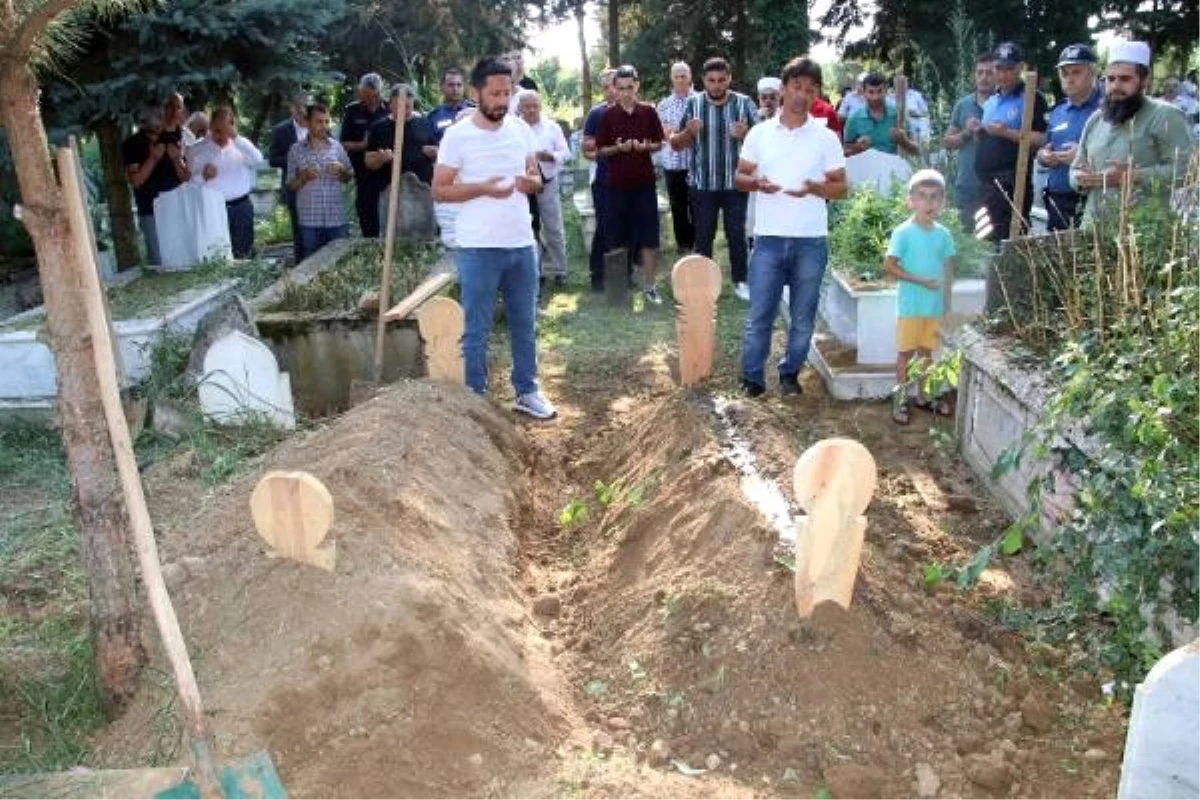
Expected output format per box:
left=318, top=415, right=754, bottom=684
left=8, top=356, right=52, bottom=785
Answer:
left=884, top=169, right=956, bottom=424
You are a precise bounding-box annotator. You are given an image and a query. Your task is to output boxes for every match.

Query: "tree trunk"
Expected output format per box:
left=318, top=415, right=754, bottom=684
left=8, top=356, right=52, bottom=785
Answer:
left=607, top=0, right=619, bottom=66
left=576, top=2, right=593, bottom=117
left=0, top=59, right=145, bottom=716
left=249, top=92, right=275, bottom=146
left=96, top=119, right=139, bottom=271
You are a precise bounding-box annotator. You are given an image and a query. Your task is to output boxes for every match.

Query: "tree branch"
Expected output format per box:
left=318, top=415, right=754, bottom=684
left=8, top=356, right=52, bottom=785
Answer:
left=13, top=0, right=81, bottom=60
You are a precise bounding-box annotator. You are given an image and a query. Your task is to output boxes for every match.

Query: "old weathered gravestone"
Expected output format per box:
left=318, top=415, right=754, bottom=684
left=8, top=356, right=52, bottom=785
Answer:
left=604, top=248, right=630, bottom=307
left=186, top=294, right=259, bottom=380
left=198, top=330, right=295, bottom=429
left=1118, top=640, right=1199, bottom=799
left=382, top=172, right=437, bottom=242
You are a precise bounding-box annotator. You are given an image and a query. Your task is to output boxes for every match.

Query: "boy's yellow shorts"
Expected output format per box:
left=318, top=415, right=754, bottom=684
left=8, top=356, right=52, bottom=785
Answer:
left=896, top=317, right=941, bottom=353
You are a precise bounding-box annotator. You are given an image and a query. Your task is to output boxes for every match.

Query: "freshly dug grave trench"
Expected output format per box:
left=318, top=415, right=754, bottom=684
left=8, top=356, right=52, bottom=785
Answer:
left=91, top=382, right=1126, bottom=799
left=536, top=393, right=1126, bottom=799
left=94, top=383, right=571, bottom=797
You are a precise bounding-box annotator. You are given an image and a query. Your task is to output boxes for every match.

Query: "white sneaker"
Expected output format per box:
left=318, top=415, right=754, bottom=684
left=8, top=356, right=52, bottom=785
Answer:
left=514, top=391, right=557, bottom=420
left=735, top=282, right=751, bottom=302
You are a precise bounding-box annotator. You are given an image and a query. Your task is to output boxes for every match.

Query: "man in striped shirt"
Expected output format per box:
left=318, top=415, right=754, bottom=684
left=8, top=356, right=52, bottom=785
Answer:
left=657, top=62, right=697, bottom=253
left=669, top=57, right=758, bottom=300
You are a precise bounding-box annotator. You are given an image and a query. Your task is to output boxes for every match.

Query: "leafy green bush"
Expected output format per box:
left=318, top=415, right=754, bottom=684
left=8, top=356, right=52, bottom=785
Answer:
left=987, top=187, right=1199, bottom=689
left=828, top=184, right=987, bottom=281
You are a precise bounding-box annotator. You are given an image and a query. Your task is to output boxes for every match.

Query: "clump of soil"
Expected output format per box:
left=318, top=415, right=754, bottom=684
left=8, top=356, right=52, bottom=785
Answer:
left=537, top=392, right=1125, bottom=799
left=96, top=383, right=570, bottom=797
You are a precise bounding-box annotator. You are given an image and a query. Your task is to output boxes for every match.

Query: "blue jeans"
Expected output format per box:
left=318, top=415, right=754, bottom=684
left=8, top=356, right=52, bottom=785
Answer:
left=298, top=224, right=349, bottom=263
left=456, top=246, right=540, bottom=396
left=691, top=189, right=749, bottom=284
left=741, top=236, right=828, bottom=386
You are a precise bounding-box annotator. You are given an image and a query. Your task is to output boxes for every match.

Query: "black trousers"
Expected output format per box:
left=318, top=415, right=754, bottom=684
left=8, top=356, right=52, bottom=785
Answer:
left=663, top=168, right=695, bottom=251
left=356, top=179, right=381, bottom=238
left=978, top=171, right=1034, bottom=242
left=226, top=195, right=255, bottom=259
left=1043, top=189, right=1084, bottom=232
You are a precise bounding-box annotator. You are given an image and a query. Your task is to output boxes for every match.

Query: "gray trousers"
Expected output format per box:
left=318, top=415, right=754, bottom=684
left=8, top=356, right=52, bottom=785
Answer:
left=536, top=182, right=568, bottom=277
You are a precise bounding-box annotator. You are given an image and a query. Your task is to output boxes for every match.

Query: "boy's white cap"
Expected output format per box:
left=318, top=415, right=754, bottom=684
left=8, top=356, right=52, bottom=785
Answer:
left=907, top=168, right=946, bottom=192
left=1109, top=40, right=1151, bottom=68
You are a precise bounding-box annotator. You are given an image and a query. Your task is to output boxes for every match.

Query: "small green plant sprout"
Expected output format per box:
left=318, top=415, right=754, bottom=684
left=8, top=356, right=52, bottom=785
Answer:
left=583, top=679, right=608, bottom=697
left=559, top=497, right=590, bottom=529
left=593, top=479, right=620, bottom=507
left=922, top=562, right=947, bottom=588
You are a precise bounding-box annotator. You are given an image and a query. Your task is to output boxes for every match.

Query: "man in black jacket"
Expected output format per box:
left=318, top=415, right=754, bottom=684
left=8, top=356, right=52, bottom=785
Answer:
left=269, top=93, right=312, bottom=263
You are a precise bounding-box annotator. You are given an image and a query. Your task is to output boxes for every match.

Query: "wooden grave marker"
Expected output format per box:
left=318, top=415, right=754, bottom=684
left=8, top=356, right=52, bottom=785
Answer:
left=250, top=471, right=336, bottom=571
left=792, top=438, right=878, bottom=618
left=670, top=255, right=723, bottom=386
left=417, top=296, right=465, bottom=384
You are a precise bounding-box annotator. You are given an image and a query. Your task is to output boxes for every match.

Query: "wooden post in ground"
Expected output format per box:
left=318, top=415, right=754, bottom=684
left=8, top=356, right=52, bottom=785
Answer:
left=1009, top=71, right=1039, bottom=241
left=374, top=107, right=406, bottom=382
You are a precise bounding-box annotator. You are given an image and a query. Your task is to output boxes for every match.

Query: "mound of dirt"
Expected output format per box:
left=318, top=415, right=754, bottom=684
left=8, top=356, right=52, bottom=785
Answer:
left=542, top=393, right=1124, bottom=799
left=96, top=383, right=570, bottom=797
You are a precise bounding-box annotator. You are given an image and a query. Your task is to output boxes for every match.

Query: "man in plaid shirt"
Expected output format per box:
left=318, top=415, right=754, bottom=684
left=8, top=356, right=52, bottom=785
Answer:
left=286, top=103, right=354, bottom=262
left=669, top=56, right=757, bottom=300
left=657, top=62, right=696, bottom=253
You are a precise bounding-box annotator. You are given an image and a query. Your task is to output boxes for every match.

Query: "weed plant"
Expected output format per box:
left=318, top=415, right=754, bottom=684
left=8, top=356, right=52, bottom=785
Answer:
left=980, top=169, right=1199, bottom=688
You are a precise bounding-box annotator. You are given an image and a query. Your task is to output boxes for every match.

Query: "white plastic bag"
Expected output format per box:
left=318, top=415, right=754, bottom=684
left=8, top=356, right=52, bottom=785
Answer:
left=154, top=184, right=232, bottom=268
left=844, top=150, right=913, bottom=195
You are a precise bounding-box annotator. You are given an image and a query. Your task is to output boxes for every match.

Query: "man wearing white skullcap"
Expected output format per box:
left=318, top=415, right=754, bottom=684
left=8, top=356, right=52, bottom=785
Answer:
left=1071, top=40, right=1193, bottom=224
left=757, top=77, right=782, bottom=121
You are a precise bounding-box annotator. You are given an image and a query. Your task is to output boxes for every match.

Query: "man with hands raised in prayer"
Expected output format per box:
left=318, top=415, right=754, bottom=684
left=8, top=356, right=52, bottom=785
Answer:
left=595, top=65, right=666, bottom=305
left=734, top=56, right=846, bottom=399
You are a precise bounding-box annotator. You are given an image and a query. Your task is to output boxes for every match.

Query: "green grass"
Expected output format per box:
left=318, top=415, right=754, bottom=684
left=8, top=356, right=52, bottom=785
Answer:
left=105, top=258, right=280, bottom=321
left=253, top=204, right=293, bottom=247
left=268, top=239, right=440, bottom=313
left=0, top=424, right=100, bottom=776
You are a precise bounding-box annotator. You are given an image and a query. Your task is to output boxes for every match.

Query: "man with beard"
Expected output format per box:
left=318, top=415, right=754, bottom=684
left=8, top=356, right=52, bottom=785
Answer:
left=843, top=72, right=917, bottom=156
left=734, top=56, right=846, bottom=398
left=1072, top=41, right=1193, bottom=225
left=974, top=42, right=1048, bottom=242
left=670, top=56, right=758, bottom=301
left=1037, top=44, right=1102, bottom=231
left=945, top=53, right=995, bottom=229
left=286, top=104, right=354, bottom=261
left=432, top=56, right=556, bottom=421
left=340, top=73, right=390, bottom=237
left=757, top=77, right=781, bottom=121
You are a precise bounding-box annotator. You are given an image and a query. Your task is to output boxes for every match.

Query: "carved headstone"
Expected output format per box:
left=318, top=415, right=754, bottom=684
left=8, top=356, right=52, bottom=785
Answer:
left=1118, top=640, right=1199, bottom=799
left=670, top=255, right=722, bottom=386
left=417, top=296, right=464, bottom=384
left=198, top=330, right=295, bottom=429
left=792, top=438, right=878, bottom=618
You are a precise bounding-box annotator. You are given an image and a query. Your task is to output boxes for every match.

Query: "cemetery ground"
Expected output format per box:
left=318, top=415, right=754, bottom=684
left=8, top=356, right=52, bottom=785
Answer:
left=0, top=245, right=1132, bottom=799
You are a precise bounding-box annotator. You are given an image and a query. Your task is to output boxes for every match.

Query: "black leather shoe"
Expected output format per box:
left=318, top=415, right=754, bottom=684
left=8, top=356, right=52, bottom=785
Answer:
left=741, top=380, right=766, bottom=398
left=779, top=374, right=802, bottom=396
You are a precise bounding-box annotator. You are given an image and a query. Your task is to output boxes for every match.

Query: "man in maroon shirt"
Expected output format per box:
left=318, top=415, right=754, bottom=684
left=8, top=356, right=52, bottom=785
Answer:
left=596, top=65, right=666, bottom=304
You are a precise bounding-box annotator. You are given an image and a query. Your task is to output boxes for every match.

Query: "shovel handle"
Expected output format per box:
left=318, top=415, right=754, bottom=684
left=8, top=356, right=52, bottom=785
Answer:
left=59, top=148, right=223, bottom=798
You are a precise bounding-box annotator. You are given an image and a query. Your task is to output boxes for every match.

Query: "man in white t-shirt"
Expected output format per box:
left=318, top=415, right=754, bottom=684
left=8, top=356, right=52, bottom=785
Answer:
left=734, top=56, right=848, bottom=398
left=188, top=106, right=265, bottom=258
left=432, top=56, right=557, bottom=420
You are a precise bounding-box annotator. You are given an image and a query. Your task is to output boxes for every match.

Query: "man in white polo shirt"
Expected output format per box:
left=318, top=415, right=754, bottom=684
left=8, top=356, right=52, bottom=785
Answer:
left=432, top=56, right=556, bottom=420
left=188, top=106, right=264, bottom=258
left=734, top=56, right=847, bottom=398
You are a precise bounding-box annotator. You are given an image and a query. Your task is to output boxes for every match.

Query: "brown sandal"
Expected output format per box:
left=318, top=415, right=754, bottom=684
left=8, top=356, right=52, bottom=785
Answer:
left=892, top=399, right=911, bottom=425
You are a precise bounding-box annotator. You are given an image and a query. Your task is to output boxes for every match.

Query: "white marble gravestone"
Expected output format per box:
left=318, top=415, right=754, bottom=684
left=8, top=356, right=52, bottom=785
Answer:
left=198, top=330, right=295, bottom=429
left=1118, top=640, right=1199, bottom=799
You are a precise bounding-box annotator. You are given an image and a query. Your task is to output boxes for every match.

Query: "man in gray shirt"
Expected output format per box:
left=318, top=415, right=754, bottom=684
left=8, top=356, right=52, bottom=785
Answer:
left=944, top=53, right=995, bottom=230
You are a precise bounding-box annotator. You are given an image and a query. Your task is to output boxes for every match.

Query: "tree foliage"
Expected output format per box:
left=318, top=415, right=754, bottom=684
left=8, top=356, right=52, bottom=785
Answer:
left=43, top=0, right=345, bottom=134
